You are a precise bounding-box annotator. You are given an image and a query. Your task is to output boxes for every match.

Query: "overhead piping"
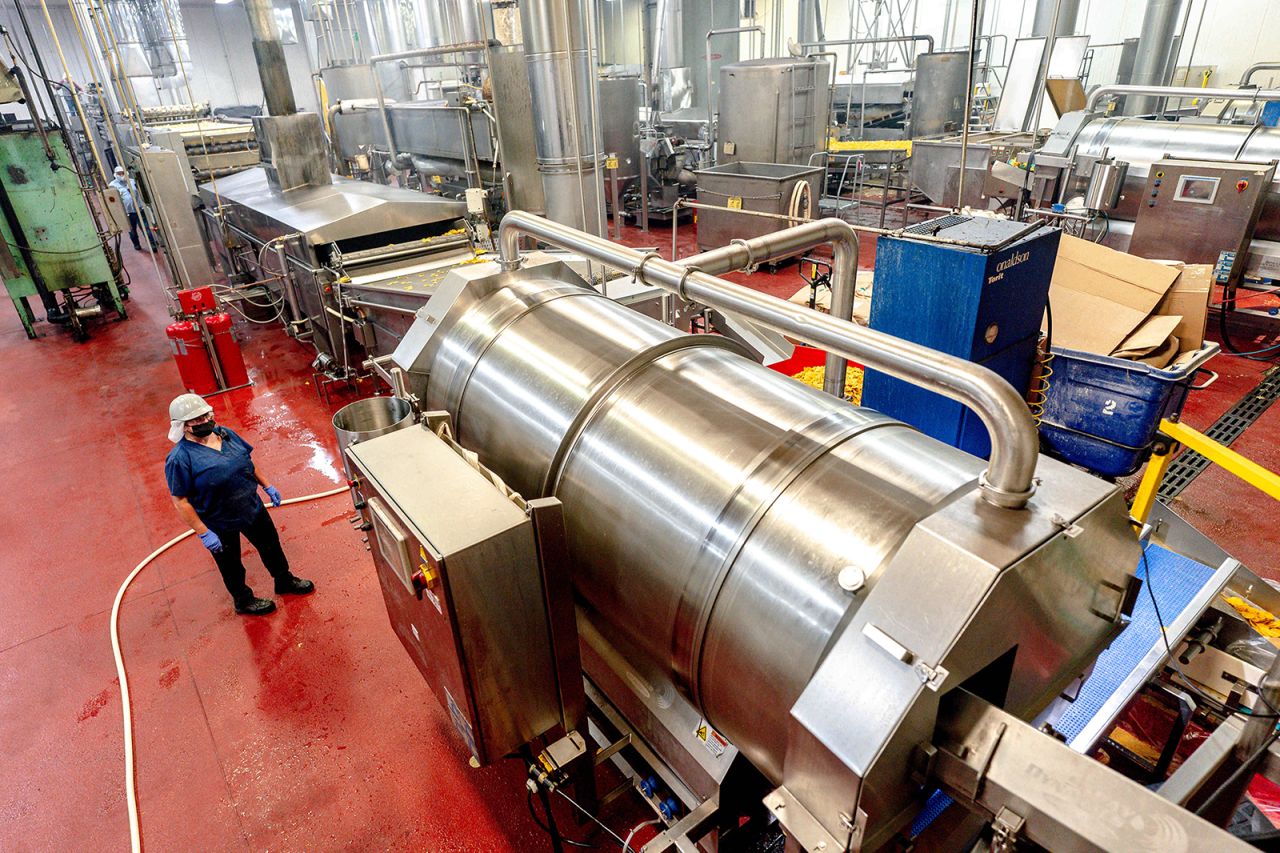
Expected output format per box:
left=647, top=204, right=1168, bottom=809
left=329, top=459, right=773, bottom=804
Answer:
left=497, top=211, right=1040, bottom=509
left=1086, top=83, right=1280, bottom=112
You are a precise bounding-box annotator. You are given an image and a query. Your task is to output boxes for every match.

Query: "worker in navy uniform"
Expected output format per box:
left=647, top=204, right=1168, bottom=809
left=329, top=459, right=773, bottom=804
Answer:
left=164, top=393, right=314, bottom=615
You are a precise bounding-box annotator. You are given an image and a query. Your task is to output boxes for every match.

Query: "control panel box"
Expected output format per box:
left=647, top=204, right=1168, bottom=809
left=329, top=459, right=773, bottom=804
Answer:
left=1129, top=158, right=1275, bottom=284
left=346, top=425, right=561, bottom=765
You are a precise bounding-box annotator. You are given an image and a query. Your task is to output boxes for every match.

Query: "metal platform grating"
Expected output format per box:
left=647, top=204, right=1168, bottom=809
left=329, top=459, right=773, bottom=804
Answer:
left=1056, top=543, right=1217, bottom=747
left=1159, top=367, right=1280, bottom=500
left=903, top=214, right=971, bottom=235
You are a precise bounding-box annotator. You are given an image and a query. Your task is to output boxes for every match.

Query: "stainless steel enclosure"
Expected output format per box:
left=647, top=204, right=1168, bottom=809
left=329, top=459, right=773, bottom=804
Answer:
left=1044, top=112, right=1280, bottom=270
left=716, top=57, right=831, bottom=165
left=598, top=76, right=643, bottom=185
left=911, top=51, right=970, bottom=138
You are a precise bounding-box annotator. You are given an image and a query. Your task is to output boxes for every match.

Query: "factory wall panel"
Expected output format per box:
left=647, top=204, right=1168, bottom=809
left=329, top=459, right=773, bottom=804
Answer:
left=0, top=0, right=317, bottom=125
left=773, top=0, right=1280, bottom=88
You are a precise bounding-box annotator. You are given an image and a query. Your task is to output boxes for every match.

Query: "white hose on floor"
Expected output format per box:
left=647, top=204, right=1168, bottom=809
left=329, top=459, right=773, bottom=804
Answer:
left=111, top=486, right=349, bottom=853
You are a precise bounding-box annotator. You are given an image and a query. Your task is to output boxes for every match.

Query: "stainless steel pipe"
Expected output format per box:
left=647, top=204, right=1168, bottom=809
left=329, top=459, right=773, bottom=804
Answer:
left=369, top=41, right=496, bottom=64
left=794, top=34, right=935, bottom=55
left=497, top=211, right=1039, bottom=508
left=681, top=218, right=859, bottom=399
left=1086, top=83, right=1280, bottom=112
left=1240, top=61, right=1280, bottom=87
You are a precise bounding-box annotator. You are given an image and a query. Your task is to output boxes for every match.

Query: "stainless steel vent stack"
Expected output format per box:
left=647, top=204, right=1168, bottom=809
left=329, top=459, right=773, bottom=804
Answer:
left=1126, top=0, right=1184, bottom=116
left=1030, top=0, right=1080, bottom=37
left=245, top=0, right=297, bottom=117
left=519, top=0, right=606, bottom=234
left=244, top=0, right=331, bottom=191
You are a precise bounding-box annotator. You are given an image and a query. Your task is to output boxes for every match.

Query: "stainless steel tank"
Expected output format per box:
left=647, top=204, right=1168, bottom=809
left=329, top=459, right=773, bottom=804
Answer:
left=414, top=265, right=995, bottom=780
left=717, top=57, right=831, bottom=165
left=332, top=396, right=415, bottom=479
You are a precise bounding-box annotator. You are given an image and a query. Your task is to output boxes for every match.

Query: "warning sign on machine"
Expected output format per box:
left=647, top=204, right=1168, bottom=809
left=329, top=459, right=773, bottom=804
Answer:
left=694, top=719, right=730, bottom=759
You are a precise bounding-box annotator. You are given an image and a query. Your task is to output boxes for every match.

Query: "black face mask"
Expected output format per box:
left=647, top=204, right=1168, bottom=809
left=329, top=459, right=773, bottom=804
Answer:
left=189, top=420, right=216, bottom=438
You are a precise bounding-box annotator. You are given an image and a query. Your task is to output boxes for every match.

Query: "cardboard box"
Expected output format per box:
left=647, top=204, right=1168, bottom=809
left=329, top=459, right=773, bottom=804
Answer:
left=1154, top=264, right=1214, bottom=351
left=1048, top=235, right=1181, bottom=356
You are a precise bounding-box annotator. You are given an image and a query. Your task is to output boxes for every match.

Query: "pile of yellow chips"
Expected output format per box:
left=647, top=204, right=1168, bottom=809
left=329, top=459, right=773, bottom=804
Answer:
left=1224, top=595, right=1280, bottom=640
left=791, top=365, right=864, bottom=404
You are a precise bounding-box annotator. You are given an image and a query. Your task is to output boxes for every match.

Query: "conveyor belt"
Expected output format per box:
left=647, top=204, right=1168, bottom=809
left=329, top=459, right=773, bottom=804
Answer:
left=1058, top=543, right=1235, bottom=750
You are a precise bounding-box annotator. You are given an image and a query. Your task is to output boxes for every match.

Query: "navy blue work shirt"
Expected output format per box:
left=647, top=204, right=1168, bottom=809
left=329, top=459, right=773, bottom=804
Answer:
left=165, top=426, right=263, bottom=532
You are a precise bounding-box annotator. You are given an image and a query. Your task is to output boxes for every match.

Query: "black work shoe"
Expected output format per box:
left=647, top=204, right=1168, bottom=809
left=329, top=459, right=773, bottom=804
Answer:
left=275, top=576, right=315, bottom=596
left=234, top=597, right=277, bottom=616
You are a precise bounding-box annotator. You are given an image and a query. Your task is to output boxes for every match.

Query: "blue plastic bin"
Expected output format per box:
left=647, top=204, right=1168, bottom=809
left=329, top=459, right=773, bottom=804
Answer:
left=1038, top=343, right=1218, bottom=478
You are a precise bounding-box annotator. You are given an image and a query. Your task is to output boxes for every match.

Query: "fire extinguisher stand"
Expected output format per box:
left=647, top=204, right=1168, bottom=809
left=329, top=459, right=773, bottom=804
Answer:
left=169, top=285, right=253, bottom=398
left=195, top=311, right=252, bottom=396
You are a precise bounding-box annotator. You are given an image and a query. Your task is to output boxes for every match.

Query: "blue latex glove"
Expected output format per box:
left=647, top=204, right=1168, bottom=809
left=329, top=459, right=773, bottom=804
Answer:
left=198, top=530, right=223, bottom=553
left=264, top=485, right=282, bottom=507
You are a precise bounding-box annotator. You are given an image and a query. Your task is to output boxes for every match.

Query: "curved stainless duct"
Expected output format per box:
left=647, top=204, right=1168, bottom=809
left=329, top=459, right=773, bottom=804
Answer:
left=496, top=211, right=1040, bottom=508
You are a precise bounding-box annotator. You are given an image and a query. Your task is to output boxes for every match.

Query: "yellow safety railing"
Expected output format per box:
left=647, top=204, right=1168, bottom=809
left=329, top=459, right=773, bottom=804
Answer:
left=1131, top=418, right=1280, bottom=525
left=827, top=139, right=913, bottom=155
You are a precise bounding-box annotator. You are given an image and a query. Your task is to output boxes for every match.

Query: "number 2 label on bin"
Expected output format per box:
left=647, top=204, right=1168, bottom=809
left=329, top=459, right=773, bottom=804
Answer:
left=1102, top=399, right=1117, bottom=417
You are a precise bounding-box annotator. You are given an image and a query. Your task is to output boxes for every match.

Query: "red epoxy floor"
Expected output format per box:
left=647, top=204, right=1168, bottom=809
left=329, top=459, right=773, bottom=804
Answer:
left=0, top=219, right=1276, bottom=851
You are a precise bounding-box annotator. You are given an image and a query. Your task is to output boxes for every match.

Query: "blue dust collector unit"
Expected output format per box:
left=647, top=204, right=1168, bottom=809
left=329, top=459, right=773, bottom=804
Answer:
left=862, top=216, right=1060, bottom=458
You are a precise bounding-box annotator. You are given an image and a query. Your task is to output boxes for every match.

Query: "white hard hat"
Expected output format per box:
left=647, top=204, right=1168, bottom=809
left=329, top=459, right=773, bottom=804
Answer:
left=168, top=393, right=212, bottom=442
left=114, top=165, right=126, bottom=175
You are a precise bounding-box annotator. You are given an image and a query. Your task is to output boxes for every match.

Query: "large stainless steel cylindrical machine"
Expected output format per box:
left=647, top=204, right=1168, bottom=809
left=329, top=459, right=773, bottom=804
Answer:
left=382, top=213, right=1139, bottom=849
left=422, top=269, right=982, bottom=780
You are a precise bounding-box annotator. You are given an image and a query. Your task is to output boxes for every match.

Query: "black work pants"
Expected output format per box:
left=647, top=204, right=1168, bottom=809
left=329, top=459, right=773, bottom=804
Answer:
left=210, top=506, right=291, bottom=604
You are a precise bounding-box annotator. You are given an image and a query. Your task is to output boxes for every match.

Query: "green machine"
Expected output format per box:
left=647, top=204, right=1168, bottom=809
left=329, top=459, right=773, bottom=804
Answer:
left=0, top=124, right=128, bottom=341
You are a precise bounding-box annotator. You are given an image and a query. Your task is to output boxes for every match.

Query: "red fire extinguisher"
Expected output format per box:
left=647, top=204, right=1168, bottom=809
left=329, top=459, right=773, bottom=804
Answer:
left=166, top=321, right=218, bottom=395
left=206, top=313, right=251, bottom=388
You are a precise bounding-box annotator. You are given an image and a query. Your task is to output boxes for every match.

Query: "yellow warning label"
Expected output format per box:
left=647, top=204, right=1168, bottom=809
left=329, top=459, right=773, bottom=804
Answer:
left=694, top=719, right=728, bottom=758
left=727, top=196, right=743, bottom=210
left=606, top=156, right=619, bottom=170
